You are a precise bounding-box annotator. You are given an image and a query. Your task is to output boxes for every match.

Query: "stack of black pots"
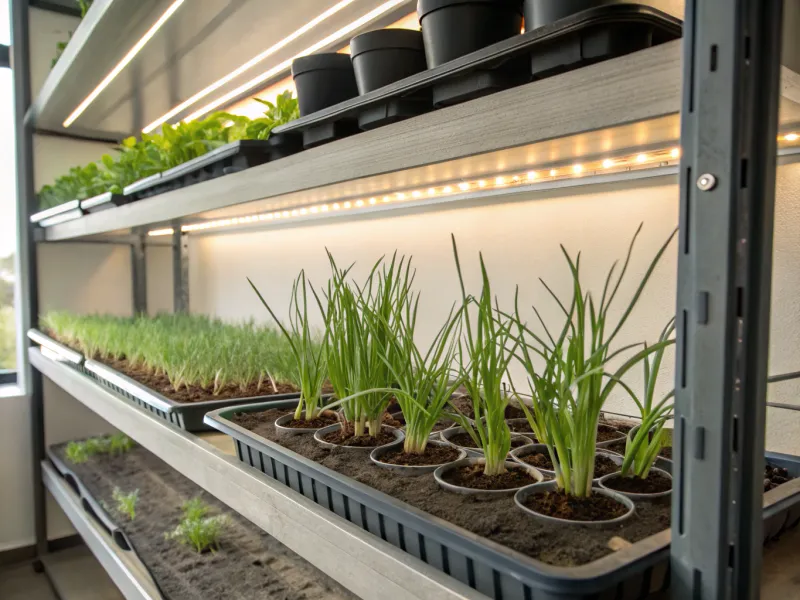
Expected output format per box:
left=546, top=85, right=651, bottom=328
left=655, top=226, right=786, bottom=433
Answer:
left=291, top=0, right=604, bottom=122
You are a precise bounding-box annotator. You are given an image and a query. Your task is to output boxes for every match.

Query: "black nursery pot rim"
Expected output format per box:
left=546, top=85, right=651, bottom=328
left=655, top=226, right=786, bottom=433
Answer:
left=417, top=0, right=524, bottom=20
left=292, top=52, right=353, bottom=77
left=350, top=28, right=425, bottom=56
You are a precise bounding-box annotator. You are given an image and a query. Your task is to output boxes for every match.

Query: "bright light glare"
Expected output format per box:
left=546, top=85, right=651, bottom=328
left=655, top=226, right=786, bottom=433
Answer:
left=785, top=133, right=799, bottom=142
left=143, top=0, right=358, bottom=132
left=64, top=0, right=185, bottom=127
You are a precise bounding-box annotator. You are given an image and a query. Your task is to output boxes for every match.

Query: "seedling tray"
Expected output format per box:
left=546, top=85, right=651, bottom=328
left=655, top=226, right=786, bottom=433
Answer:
left=123, top=139, right=293, bottom=201
left=79, top=192, right=129, bottom=213
left=29, top=199, right=83, bottom=227
left=47, top=448, right=134, bottom=552
left=83, top=358, right=300, bottom=432
left=27, top=329, right=84, bottom=370
left=274, top=4, right=682, bottom=149
left=205, top=400, right=800, bottom=600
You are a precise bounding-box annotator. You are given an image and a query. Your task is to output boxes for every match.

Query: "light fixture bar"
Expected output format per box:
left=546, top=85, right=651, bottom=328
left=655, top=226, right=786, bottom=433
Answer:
left=63, top=0, right=185, bottom=128
left=183, top=0, right=409, bottom=123
left=143, top=0, right=360, bottom=133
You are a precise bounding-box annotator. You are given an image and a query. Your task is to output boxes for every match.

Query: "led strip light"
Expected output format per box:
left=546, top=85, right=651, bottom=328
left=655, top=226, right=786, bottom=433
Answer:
left=147, top=132, right=800, bottom=238
left=142, top=0, right=361, bottom=133
left=63, top=0, right=185, bottom=128
left=183, top=0, right=409, bottom=123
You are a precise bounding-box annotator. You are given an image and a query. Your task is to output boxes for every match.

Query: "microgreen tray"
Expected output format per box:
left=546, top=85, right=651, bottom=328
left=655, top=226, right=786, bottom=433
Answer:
left=83, top=358, right=300, bottom=432
left=274, top=4, right=682, bottom=149
left=29, top=200, right=83, bottom=227
left=205, top=400, right=800, bottom=600
left=27, top=329, right=84, bottom=370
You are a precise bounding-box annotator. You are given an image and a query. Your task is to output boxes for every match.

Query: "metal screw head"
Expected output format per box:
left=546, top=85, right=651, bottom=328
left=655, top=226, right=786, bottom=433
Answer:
left=697, top=173, right=717, bottom=191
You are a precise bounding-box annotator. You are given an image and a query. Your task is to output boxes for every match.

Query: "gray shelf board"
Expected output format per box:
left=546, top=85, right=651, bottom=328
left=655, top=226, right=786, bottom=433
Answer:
left=42, top=460, right=162, bottom=600
left=40, top=38, right=800, bottom=243
left=30, top=348, right=484, bottom=600
left=28, top=0, right=414, bottom=139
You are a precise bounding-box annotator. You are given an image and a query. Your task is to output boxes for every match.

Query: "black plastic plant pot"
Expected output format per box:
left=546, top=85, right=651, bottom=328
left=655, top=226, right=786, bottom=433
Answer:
left=351, top=29, right=427, bottom=94
left=523, top=0, right=606, bottom=31
left=292, top=53, right=359, bottom=117
left=417, top=0, right=524, bottom=68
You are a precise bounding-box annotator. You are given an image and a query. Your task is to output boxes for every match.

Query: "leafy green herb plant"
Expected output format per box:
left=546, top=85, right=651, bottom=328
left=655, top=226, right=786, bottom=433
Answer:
left=64, top=434, right=134, bottom=464
left=112, top=488, right=139, bottom=521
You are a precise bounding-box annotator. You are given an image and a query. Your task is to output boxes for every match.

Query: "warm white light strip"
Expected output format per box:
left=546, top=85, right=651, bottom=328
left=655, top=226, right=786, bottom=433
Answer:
left=63, top=0, right=185, bottom=128
left=184, top=0, right=408, bottom=123
left=143, top=0, right=359, bottom=133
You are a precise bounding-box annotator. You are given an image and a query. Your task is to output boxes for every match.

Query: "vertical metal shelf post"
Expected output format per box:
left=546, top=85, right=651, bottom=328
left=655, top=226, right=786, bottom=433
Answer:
left=672, top=0, right=783, bottom=599
left=11, top=0, right=47, bottom=567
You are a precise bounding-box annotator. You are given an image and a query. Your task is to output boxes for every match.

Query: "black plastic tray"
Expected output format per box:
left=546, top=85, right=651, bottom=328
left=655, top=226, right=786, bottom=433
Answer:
left=48, top=448, right=134, bottom=551
left=79, top=191, right=130, bottom=213
left=274, top=4, right=682, bottom=149
left=205, top=400, right=800, bottom=600
left=83, top=358, right=300, bottom=432
left=123, top=138, right=294, bottom=201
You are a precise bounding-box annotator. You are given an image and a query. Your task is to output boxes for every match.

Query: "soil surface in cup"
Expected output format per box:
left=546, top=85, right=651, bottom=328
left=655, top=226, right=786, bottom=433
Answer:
left=596, top=425, right=623, bottom=442
left=659, top=446, right=672, bottom=460
left=449, top=395, right=526, bottom=420
left=508, top=420, right=538, bottom=436
left=604, top=439, right=626, bottom=454
left=382, top=411, right=455, bottom=433
left=765, top=465, right=794, bottom=491
left=599, top=418, right=636, bottom=433
left=52, top=443, right=354, bottom=600
left=520, top=452, right=619, bottom=478
left=524, top=490, right=630, bottom=522
left=379, top=444, right=461, bottom=466
left=442, top=463, right=538, bottom=491
left=321, top=426, right=396, bottom=448
left=234, top=408, right=673, bottom=567
left=603, top=471, right=672, bottom=494
left=282, top=413, right=339, bottom=429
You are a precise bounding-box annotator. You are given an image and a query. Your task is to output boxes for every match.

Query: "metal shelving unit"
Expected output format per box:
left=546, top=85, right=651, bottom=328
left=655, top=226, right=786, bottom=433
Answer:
left=10, top=0, right=800, bottom=599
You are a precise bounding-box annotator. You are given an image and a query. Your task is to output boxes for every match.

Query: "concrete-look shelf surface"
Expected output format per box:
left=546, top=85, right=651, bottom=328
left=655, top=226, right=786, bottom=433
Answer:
left=30, top=348, right=484, bottom=600
left=42, top=460, right=162, bottom=600
left=39, top=38, right=800, bottom=243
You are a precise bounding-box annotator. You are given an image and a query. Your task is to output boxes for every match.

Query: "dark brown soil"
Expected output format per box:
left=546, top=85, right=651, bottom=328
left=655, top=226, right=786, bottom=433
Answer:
left=282, top=413, right=339, bottom=429
left=448, top=395, right=527, bottom=420
left=603, top=439, right=626, bottom=455
left=765, top=465, right=793, bottom=491
left=508, top=420, right=538, bottom=436
left=447, top=432, right=479, bottom=448
left=599, top=417, right=636, bottom=433
left=382, top=411, right=405, bottom=428
left=603, top=471, right=672, bottom=494
left=511, top=437, right=532, bottom=449
left=659, top=446, right=673, bottom=460
left=321, top=426, right=396, bottom=448
left=236, top=408, right=673, bottom=567
left=101, top=355, right=299, bottom=405
left=593, top=455, right=621, bottom=477
left=524, top=491, right=630, bottom=522
left=52, top=444, right=354, bottom=600
left=442, top=463, right=539, bottom=491
left=379, top=445, right=461, bottom=466
left=596, top=425, right=624, bottom=443
left=520, top=452, right=554, bottom=470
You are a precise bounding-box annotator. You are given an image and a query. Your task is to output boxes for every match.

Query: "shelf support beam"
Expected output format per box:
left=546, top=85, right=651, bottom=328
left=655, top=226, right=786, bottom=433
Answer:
left=131, top=231, right=147, bottom=315
left=172, top=229, right=189, bottom=313
left=672, top=1, right=783, bottom=599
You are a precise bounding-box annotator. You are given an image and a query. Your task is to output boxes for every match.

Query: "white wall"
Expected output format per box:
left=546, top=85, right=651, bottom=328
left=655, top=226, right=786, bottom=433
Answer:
left=190, top=163, right=800, bottom=456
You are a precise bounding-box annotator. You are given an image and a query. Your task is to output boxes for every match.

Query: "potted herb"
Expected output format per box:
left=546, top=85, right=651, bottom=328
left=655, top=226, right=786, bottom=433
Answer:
left=599, top=319, right=675, bottom=499
left=435, top=237, right=542, bottom=495
left=513, top=226, right=676, bottom=524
